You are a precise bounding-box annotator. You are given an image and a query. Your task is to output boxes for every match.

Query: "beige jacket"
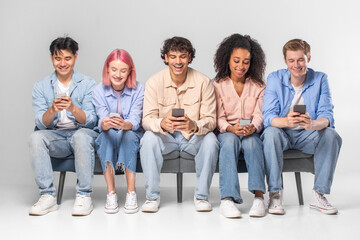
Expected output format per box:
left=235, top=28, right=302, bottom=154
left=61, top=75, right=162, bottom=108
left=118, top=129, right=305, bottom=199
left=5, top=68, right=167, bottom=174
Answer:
left=142, top=67, right=216, bottom=140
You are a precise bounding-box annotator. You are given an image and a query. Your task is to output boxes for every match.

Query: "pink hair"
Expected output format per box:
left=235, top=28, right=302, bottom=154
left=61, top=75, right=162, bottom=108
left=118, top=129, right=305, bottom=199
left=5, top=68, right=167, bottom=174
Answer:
left=102, top=49, right=137, bottom=89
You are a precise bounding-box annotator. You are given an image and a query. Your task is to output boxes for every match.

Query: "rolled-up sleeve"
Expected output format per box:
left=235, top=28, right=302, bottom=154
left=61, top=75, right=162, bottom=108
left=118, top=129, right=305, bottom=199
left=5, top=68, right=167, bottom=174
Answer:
left=262, top=73, right=281, bottom=128
left=32, top=82, right=54, bottom=130
left=316, top=74, right=334, bottom=127
left=77, top=79, right=97, bottom=129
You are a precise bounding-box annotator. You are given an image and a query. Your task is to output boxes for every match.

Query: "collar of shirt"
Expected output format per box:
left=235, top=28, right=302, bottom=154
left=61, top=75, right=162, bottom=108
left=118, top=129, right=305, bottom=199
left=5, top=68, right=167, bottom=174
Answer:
left=103, top=84, right=132, bottom=98
left=164, top=67, right=196, bottom=92
left=282, top=68, right=316, bottom=92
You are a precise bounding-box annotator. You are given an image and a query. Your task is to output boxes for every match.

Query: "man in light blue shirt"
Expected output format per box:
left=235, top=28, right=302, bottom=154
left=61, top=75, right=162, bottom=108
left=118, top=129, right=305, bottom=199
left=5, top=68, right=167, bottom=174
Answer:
left=29, top=37, right=98, bottom=216
left=262, top=39, right=342, bottom=215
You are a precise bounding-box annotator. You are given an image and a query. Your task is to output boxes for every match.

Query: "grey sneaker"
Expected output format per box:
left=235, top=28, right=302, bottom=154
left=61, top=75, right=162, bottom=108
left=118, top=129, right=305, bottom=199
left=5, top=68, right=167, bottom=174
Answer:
left=141, top=197, right=160, bottom=213
left=310, top=190, right=338, bottom=215
left=105, top=191, right=119, bottom=214
left=219, top=199, right=241, bottom=218
left=249, top=197, right=266, bottom=217
left=72, top=194, right=93, bottom=216
left=29, top=194, right=58, bottom=216
left=124, top=191, right=138, bottom=214
left=268, top=192, right=285, bottom=215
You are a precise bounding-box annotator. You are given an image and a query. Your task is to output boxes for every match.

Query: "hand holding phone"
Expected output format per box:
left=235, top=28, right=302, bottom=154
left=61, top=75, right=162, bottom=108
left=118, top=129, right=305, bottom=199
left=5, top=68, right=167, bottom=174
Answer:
left=109, top=112, right=121, bottom=118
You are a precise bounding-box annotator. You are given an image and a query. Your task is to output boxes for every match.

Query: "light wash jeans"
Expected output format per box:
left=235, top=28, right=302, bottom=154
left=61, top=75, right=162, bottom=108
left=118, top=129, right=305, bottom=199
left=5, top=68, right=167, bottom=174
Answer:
left=95, top=129, right=143, bottom=173
left=29, top=128, right=99, bottom=196
left=261, top=127, right=342, bottom=194
left=140, top=131, right=219, bottom=200
left=218, top=132, right=265, bottom=204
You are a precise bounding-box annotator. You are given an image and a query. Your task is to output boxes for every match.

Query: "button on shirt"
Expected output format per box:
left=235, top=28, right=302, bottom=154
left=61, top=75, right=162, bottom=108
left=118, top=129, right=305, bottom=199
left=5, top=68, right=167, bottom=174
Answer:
left=262, top=68, right=335, bottom=129
left=142, top=67, right=216, bottom=140
left=92, top=82, right=144, bottom=132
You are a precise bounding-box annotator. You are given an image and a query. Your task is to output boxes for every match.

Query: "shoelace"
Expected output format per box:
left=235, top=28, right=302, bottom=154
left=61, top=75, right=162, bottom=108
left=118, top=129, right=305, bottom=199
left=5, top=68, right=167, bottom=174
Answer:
left=106, top=193, right=117, bottom=207
left=75, top=195, right=86, bottom=206
left=126, top=192, right=137, bottom=207
left=316, top=193, right=333, bottom=208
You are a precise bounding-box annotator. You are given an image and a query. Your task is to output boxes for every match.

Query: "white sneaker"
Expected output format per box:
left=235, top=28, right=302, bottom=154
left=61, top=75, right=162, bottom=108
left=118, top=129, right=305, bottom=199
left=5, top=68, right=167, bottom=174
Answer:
left=268, top=192, right=285, bottom=215
left=29, top=194, right=58, bottom=216
left=219, top=199, right=241, bottom=218
left=72, top=194, right=93, bottom=216
left=141, top=197, right=160, bottom=213
left=249, top=197, right=266, bottom=217
left=104, top=191, right=119, bottom=214
left=310, top=190, right=338, bottom=214
left=124, top=191, right=138, bottom=214
left=194, top=197, right=212, bottom=212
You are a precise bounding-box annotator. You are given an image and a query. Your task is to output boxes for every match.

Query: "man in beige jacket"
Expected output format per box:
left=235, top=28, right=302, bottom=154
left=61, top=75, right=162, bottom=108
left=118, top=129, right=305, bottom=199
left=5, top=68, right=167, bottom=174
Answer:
left=140, top=36, right=219, bottom=213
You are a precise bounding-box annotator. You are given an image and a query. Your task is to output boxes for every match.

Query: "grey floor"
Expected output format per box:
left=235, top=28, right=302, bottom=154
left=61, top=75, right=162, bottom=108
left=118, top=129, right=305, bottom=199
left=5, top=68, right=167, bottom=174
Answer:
left=1, top=172, right=359, bottom=240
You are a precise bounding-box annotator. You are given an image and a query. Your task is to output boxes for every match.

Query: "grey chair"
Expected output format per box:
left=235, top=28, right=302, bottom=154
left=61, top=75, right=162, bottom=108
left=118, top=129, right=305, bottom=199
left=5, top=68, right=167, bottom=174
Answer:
left=177, top=149, right=314, bottom=205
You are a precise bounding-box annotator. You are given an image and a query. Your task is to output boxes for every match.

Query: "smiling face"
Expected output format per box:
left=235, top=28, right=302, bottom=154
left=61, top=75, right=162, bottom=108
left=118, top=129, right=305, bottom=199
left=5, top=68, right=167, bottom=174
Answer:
left=108, top=60, right=130, bottom=91
left=51, top=49, right=77, bottom=81
left=228, top=48, right=251, bottom=82
left=165, top=50, right=191, bottom=81
left=285, top=50, right=311, bottom=83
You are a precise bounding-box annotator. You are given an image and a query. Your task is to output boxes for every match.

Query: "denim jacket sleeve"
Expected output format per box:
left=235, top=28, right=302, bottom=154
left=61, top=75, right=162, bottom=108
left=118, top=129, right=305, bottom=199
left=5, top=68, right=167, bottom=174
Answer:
left=262, top=72, right=282, bottom=128
left=32, top=81, right=55, bottom=130
left=125, top=83, right=144, bottom=131
left=76, top=79, right=97, bottom=129
left=315, top=74, right=334, bottom=127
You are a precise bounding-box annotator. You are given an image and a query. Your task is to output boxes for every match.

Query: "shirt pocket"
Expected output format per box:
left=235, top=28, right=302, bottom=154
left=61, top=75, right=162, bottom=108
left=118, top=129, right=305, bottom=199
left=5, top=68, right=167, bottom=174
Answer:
left=158, top=97, right=176, bottom=117
left=223, top=96, right=240, bottom=116
left=183, top=95, right=200, bottom=117
left=243, top=97, right=258, bottom=119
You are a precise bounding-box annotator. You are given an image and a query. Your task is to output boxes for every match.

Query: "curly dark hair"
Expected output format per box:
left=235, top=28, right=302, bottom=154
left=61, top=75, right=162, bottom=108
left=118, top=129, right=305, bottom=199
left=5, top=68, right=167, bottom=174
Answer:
left=214, top=33, right=266, bottom=85
left=161, top=36, right=196, bottom=65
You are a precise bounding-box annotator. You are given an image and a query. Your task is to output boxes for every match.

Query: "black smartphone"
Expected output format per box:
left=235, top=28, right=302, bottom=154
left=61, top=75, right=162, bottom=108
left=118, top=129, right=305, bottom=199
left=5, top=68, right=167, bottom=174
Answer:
left=293, top=105, right=306, bottom=114
left=172, top=108, right=184, bottom=117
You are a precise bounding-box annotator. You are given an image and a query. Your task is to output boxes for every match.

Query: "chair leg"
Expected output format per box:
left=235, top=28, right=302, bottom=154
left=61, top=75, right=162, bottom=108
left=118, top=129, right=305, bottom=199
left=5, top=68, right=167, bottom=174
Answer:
left=57, top=171, right=66, bottom=205
left=295, top=172, right=304, bottom=205
left=177, top=173, right=183, bottom=203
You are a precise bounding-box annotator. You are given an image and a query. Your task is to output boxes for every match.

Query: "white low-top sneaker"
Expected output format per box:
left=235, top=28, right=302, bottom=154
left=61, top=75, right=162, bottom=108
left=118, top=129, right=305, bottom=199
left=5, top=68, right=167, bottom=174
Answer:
left=219, top=199, right=241, bottom=218
left=105, top=191, right=119, bottom=214
left=310, top=190, right=338, bottom=215
left=29, top=194, right=58, bottom=216
left=72, top=194, right=93, bottom=216
left=141, top=197, right=160, bottom=213
left=268, top=192, right=285, bottom=215
left=124, top=191, right=138, bottom=214
left=249, top=197, right=266, bottom=217
left=194, top=197, right=212, bottom=212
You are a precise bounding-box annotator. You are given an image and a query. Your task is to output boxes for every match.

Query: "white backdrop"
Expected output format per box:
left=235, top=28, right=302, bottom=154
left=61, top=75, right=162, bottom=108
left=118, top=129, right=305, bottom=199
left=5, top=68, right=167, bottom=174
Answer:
left=0, top=0, right=359, bottom=186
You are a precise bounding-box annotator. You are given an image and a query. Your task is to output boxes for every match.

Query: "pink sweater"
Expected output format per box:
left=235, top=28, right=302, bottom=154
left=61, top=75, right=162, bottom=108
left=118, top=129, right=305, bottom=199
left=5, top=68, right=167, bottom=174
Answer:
left=213, top=77, right=265, bottom=133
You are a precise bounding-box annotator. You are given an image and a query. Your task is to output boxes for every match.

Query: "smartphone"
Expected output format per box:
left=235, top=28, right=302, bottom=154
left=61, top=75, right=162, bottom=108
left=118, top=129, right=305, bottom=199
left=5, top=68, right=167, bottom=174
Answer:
left=109, top=113, right=121, bottom=118
left=239, top=119, right=251, bottom=126
left=293, top=105, right=306, bottom=114
left=55, top=93, right=67, bottom=99
left=172, top=108, right=184, bottom=117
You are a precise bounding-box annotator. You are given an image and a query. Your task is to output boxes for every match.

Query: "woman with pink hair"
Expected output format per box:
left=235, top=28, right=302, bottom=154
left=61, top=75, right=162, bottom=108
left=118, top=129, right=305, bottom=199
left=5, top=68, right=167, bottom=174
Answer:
left=92, top=49, right=144, bottom=214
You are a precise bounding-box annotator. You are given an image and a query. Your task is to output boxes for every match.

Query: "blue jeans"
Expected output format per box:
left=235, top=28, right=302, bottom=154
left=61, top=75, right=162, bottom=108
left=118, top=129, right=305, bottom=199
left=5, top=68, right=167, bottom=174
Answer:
left=218, top=132, right=265, bottom=204
left=95, top=129, right=143, bottom=173
left=140, top=131, right=219, bottom=200
left=29, top=128, right=99, bottom=196
left=261, top=127, right=342, bottom=194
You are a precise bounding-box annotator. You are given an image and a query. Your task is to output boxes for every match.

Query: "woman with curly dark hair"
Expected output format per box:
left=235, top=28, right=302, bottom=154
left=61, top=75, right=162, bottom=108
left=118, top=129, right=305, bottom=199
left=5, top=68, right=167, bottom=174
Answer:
left=213, top=34, right=267, bottom=218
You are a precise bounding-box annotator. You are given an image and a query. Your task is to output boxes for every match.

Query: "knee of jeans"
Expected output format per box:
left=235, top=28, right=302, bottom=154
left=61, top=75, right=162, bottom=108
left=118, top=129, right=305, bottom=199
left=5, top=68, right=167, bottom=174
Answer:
left=219, top=133, right=238, bottom=149
left=123, top=130, right=138, bottom=142
left=140, top=131, right=160, bottom=149
left=203, top=132, right=219, bottom=152
left=262, top=127, right=282, bottom=141
left=29, top=131, right=47, bottom=149
left=322, top=128, right=342, bottom=146
left=71, top=129, right=93, bottom=148
left=242, top=135, right=262, bottom=152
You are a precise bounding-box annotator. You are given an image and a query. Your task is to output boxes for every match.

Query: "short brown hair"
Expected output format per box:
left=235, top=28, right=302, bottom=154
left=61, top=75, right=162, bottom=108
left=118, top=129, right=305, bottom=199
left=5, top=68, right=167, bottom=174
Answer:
left=283, top=39, right=311, bottom=59
left=161, top=36, right=196, bottom=65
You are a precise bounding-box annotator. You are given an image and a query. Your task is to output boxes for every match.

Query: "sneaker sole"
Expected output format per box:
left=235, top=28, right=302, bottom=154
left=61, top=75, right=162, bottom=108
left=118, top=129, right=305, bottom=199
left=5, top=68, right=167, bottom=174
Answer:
left=104, top=207, right=119, bottom=214
left=309, top=204, right=338, bottom=215
left=268, top=209, right=285, bottom=215
left=72, top=205, right=94, bottom=216
left=29, top=204, right=58, bottom=216
left=141, top=207, right=159, bottom=213
left=124, top=207, right=139, bottom=214
left=249, top=212, right=265, bottom=218
left=196, top=208, right=212, bottom=212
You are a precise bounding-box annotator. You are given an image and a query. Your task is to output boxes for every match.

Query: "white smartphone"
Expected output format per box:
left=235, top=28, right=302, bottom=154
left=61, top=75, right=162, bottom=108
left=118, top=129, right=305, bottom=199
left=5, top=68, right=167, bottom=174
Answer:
left=109, top=113, right=121, bottom=118
left=55, top=93, right=67, bottom=99
left=239, top=119, right=251, bottom=126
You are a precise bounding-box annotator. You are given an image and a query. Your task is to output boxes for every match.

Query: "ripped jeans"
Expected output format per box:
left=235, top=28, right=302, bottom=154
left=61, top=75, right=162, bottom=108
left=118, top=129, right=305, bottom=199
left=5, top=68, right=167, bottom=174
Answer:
left=95, top=129, right=143, bottom=174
